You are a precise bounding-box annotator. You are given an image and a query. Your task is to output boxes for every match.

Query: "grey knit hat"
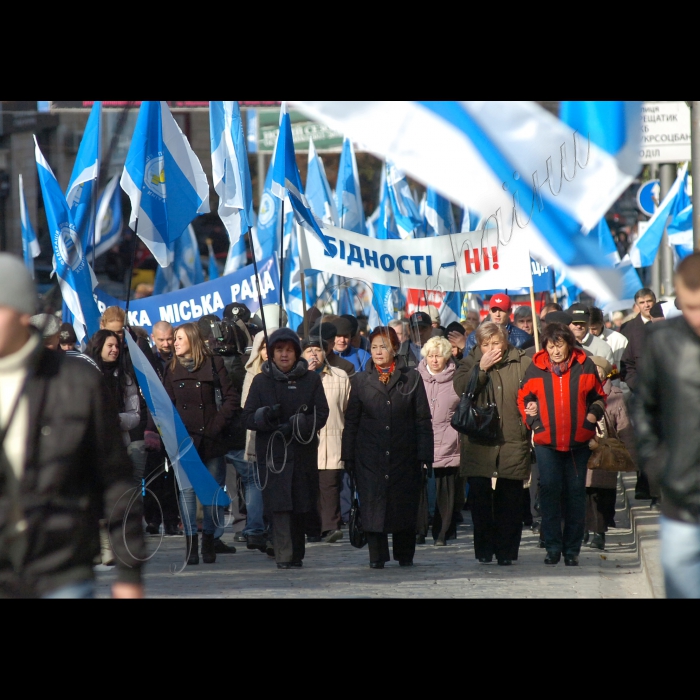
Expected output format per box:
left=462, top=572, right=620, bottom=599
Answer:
left=0, top=253, right=37, bottom=316
left=30, top=313, right=61, bottom=338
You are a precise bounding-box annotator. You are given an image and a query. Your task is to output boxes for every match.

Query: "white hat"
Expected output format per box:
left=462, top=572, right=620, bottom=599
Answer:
left=0, top=253, right=37, bottom=316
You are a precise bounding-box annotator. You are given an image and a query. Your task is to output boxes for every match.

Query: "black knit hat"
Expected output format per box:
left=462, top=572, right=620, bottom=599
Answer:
left=301, top=336, right=324, bottom=350
left=650, top=302, right=665, bottom=319
left=445, top=321, right=466, bottom=336
left=267, top=327, right=302, bottom=358
left=340, top=314, right=359, bottom=337
left=544, top=310, right=573, bottom=325
left=309, top=321, right=338, bottom=342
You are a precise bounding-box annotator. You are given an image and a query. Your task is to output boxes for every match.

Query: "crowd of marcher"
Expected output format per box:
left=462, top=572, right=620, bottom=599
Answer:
left=2, top=249, right=700, bottom=597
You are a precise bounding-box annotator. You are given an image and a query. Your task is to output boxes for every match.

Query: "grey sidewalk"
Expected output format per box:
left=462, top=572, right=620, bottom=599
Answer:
left=620, top=471, right=664, bottom=598
left=96, top=482, right=653, bottom=598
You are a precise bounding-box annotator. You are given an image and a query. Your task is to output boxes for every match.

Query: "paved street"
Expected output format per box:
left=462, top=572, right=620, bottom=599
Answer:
left=96, top=481, right=652, bottom=599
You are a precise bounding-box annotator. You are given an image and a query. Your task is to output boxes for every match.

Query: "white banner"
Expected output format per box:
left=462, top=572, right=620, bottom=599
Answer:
left=300, top=225, right=533, bottom=292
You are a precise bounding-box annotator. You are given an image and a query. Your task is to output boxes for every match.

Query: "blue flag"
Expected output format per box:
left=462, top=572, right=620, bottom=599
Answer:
left=385, top=161, right=422, bottom=239
left=335, top=137, right=365, bottom=234
left=125, top=332, right=230, bottom=508
left=120, top=101, right=209, bottom=266
left=35, top=138, right=100, bottom=345
left=306, top=138, right=339, bottom=226
left=66, top=101, right=101, bottom=250
left=87, top=175, right=123, bottom=259
left=629, top=165, right=689, bottom=268
left=368, top=176, right=400, bottom=327
left=253, top=162, right=283, bottom=263
left=207, top=239, right=219, bottom=280
left=209, top=101, right=254, bottom=261
left=282, top=217, right=305, bottom=333
left=19, top=174, right=40, bottom=278
left=423, top=187, right=461, bottom=324
left=271, top=112, right=332, bottom=255
left=154, top=225, right=205, bottom=294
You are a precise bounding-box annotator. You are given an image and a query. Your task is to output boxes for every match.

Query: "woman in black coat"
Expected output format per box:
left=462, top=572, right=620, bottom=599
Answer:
left=242, top=328, right=329, bottom=569
left=163, top=322, right=241, bottom=565
left=341, top=326, right=434, bottom=568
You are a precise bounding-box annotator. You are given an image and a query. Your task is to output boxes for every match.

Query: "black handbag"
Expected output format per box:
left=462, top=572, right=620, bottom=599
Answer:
left=348, top=476, right=367, bottom=549
left=450, top=364, right=500, bottom=443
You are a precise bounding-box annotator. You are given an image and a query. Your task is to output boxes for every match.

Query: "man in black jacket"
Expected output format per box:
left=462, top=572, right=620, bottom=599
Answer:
left=0, top=254, right=144, bottom=598
left=620, top=287, right=656, bottom=501
left=633, top=254, right=700, bottom=598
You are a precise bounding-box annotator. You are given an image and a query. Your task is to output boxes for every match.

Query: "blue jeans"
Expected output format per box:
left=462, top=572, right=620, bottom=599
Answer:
left=227, top=449, right=265, bottom=536
left=42, top=580, right=95, bottom=599
left=535, top=445, right=590, bottom=557
left=660, top=516, right=700, bottom=598
left=179, top=456, right=226, bottom=537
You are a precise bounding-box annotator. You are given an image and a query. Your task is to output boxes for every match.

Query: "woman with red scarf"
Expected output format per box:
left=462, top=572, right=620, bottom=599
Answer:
left=341, top=326, right=434, bottom=569
left=517, top=322, right=606, bottom=566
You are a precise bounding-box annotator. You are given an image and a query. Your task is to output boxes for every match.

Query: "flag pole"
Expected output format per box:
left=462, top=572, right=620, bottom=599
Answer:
left=247, top=229, right=268, bottom=348
left=300, top=268, right=309, bottom=337
left=278, top=198, right=284, bottom=328
left=125, top=218, right=139, bottom=319
left=529, top=282, right=540, bottom=352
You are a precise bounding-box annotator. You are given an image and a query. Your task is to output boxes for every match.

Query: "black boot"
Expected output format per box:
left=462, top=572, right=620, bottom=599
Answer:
left=186, top=535, right=199, bottom=565
left=201, top=533, right=216, bottom=563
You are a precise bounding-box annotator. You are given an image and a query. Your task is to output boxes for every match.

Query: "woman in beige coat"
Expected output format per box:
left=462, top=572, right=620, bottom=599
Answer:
left=302, top=336, right=351, bottom=544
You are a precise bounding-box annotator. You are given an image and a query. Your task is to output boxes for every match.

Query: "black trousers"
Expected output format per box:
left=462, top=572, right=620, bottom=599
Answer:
left=305, top=470, right=343, bottom=536
left=417, top=467, right=458, bottom=541
left=585, top=487, right=617, bottom=534
left=468, top=476, right=524, bottom=560
left=272, top=511, right=306, bottom=564
left=366, top=531, right=415, bottom=564
left=143, top=453, right=180, bottom=527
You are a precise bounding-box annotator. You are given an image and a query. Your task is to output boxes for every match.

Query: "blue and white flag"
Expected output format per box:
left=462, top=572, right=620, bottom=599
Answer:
left=253, top=161, right=283, bottom=263
left=207, top=239, right=219, bottom=280
left=305, top=138, right=343, bottom=312
left=35, top=138, right=100, bottom=344
left=154, top=225, right=205, bottom=295
left=368, top=177, right=399, bottom=327
left=224, top=222, right=249, bottom=274
left=125, top=332, right=230, bottom=508
left=66, top=101, right=101, bottom=250
left=423, top=187, right=461, bottom=324
left=120, top=101, right=209, bottom=267
left=629, top=164, right=689, bottom=268
left=459, top=205, right=481, bottom=232
left=290, top=100, right=643, bottom=302
left=271, top=112, right=331, bottom=254
left=209, top=101, right=255, bottom=255
left=335, top=137, right=365, bottom=234
left=19, top=174, right=40, bottom=278
left=86, top=175, right=123, bottom=259
left=306, top=138, right=339, bottom=226
left=283, top=218, right=305, bottom=332
left=668, top=203, right=692, bottom=241
left=386, top=161, right=422, bottom=239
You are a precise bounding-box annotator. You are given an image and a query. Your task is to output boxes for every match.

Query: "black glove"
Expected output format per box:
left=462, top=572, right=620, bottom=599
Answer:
left=269, top=404, right=283, bottom=421
left=290, top=413, right=311, bottom=439
left=277, top=422, right=293, bottom=439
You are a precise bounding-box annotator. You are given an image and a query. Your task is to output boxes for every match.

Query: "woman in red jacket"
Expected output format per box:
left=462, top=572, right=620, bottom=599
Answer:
left=517, top=322, right=606, bottom=567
